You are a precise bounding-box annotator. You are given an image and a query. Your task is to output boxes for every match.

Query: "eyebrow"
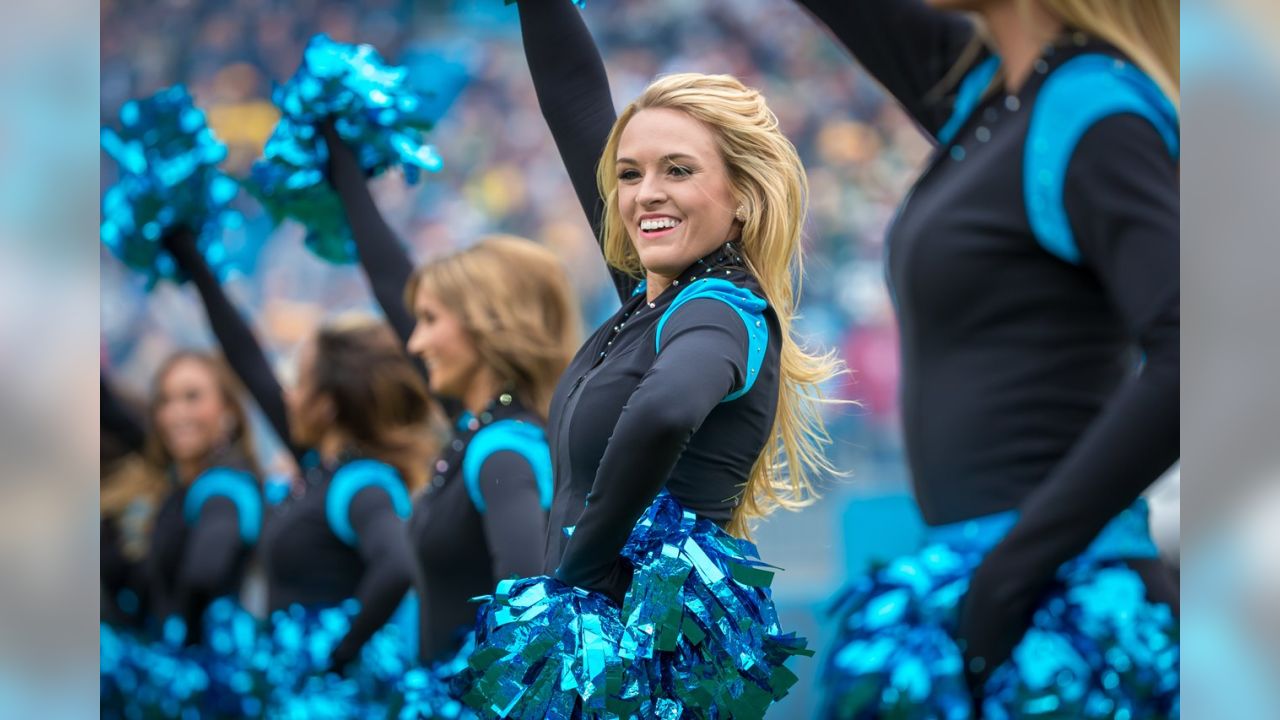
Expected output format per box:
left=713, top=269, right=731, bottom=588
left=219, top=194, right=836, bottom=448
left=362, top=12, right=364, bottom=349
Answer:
left=616, top=153, right=698, bottom=166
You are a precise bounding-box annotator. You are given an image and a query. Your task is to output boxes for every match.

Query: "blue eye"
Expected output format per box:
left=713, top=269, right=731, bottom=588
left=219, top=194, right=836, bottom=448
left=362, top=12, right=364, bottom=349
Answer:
left=618, top=169, right=641, bottom=181
left=669, top=165, right=692, bottom=177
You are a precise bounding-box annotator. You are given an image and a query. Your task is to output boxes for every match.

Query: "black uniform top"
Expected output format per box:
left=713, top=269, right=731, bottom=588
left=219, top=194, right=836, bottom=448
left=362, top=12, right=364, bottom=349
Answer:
left=794, top=0, right=1179, bottom=685
left=258, top=454, right=416, bottom=668
left=165, top=229, right=415, bottom=670
left=320, top=122, right=548, bottom=664
left=517, top=0, right=784, bottom=604
left=408, top=398, right=549, bottom=663
left=146, top=452, right=259, bottom=644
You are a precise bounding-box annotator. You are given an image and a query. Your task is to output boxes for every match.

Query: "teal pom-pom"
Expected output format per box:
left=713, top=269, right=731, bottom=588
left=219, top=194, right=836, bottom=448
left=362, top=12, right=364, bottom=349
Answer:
left=460, top=492, right=808, bottom=719
left=820, top=543, right=1180, bottom=719
left=247, top=34, right=443, bottom=265
left=100, top=85, right=243, bottom=288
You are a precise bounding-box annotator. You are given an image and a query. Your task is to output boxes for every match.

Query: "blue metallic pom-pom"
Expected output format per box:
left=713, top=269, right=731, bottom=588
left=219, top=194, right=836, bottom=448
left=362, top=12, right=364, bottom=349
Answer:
left=100, top=85, right=243, bottom=288
left=460, top=492, right=810, bottom=719
left=820, top=545, right=1180, bottom=719
left=247, top=33, right=444, bottom=265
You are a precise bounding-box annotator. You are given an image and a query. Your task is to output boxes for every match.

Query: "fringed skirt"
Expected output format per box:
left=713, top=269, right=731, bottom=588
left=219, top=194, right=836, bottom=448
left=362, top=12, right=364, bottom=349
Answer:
left=458, top=492, right=810, bottom=719
left=100, top=597, right=418, bottom=719
left=819, top=501, right=1179, bottom=719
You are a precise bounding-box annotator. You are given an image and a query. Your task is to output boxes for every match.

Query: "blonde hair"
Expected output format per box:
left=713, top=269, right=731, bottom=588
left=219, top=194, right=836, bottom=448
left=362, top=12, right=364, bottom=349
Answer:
left=940, top=1, right=1179, bottom=109
left=596, top=73, right=846, bottom=538
left=312, top=318, right=436, bottom=491
left=1040, top=0, right=1179, bottom=106
left=405, top=235, right=581, bottom=420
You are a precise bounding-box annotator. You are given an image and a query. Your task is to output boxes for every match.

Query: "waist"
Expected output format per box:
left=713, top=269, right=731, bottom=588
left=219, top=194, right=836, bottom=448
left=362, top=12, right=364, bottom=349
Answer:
left=924, top=498, right=1158, bottom=563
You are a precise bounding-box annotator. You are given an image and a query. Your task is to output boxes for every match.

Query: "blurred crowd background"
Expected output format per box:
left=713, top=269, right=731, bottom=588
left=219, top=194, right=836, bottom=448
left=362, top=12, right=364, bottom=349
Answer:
left=94, top=1, right=1198, bottom=713
left=100, top=0, right=921, bottom=481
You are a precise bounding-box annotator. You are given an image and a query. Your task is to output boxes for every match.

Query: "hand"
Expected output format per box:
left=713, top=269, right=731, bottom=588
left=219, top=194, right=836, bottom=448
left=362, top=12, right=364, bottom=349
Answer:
left=316, top=117, right=357, bottom=187
left=956, top=551, right=1042, bottom=702
left=159, top=223, right=197, bottom=260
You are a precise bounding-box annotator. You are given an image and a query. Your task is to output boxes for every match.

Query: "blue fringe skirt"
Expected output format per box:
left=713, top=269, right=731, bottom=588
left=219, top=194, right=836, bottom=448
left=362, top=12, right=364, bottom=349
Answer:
left=458, top=492, right=810, bottom=720
left=100, top=598, right=419, bottom=719
left=819, top=501, right=1179, bottom=719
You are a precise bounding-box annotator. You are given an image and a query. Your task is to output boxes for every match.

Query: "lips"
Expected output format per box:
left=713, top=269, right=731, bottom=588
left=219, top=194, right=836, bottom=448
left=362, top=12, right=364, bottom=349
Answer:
left=638, top=214, right=683, bottom=238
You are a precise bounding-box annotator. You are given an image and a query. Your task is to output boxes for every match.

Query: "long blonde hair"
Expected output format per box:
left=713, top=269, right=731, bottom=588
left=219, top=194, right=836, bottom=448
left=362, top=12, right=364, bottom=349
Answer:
left=1040, top=0, right=1179, bottom=106
left=405, top=235, right=581, bottom=420
left=596, top=73, right=846, bottom=538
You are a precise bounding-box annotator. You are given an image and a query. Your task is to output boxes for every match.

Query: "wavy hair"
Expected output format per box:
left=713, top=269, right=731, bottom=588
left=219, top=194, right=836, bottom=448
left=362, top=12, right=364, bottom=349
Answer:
left=596, top=73, right=847, bottom=538
left=405, top=235, right=581, bottom=420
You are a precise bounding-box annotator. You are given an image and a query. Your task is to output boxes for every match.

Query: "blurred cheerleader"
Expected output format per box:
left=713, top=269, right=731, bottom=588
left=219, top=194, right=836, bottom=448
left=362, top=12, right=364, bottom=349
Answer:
left=163, top=225, right=432, bottom=715
left=787, top=0, right=1181, bottom=716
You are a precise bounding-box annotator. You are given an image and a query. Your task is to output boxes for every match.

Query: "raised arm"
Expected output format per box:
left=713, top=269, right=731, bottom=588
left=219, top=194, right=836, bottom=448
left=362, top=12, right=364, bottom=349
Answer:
left=318, top=121, right=420, bottom=353
left=517, top=0, right=638, bottom=300
left=101, top=374, right=146, bottom=456
left=792, top=0, right=978, bottom=138
left=163, top=227, right=306, bottom=466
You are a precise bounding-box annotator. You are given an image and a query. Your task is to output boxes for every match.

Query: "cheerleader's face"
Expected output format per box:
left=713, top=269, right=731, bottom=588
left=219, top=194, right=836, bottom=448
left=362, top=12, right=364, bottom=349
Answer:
left=154, top=357, right=232, bottom=463
left=407, top=287, right=483, bottom=401
left=615, top=108, right=741, bottom=280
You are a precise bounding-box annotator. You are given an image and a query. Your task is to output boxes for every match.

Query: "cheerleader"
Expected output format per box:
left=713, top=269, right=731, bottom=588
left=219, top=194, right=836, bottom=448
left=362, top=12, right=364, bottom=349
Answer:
left=454, top=2, right=845, bottom=717
left=320, top=123, right=581, bottom=716
left=786, top=0, right=1180, bottom=716
left=99, top=353, right=264, bottom=717
left=163, top=225, right=429, bottom=708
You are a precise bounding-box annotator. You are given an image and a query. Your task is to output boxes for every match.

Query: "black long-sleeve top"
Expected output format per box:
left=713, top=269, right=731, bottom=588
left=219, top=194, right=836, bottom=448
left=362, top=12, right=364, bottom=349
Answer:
left=257, top=456, right=415, bottom=669
left=319, top=122, right=549, bottom=663
left=164, top=228, right=415, bottom=668
left=518, top=0, right=784, bottom=604
left=794, top=0, right=1179, bottom=684
left=145, top=458, right=258, bottom=644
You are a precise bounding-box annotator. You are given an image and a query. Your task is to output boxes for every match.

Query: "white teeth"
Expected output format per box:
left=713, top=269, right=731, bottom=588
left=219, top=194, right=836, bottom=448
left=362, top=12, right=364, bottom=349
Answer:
left=640, top=217, right=681, bottom=231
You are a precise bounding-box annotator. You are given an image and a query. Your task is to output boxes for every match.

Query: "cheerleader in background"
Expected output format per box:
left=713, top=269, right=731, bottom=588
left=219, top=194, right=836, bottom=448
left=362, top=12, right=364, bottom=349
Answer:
left=785, top=0, right=1180, bottom=716
left=320, top=121, right=581, bottom=716
left=163, top=225, right=430, bottom=715
left=100, top=352, right=264, bottom=717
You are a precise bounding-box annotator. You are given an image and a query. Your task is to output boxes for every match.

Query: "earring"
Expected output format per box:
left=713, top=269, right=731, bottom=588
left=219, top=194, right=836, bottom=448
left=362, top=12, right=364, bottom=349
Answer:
left=734, top=204, right=748, bottom=223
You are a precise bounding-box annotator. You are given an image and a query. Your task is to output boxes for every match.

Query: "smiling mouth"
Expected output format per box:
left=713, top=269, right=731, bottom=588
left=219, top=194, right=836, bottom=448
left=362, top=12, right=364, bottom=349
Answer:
left=638, top=217, right=683, bottom=238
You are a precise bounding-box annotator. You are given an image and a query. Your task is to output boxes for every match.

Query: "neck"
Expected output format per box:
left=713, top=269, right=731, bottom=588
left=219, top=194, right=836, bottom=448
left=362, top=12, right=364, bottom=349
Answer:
left=175, top=458, right=206, bottom=485
left=318, top=431, right=351, bottom=466
left=645, top=271, right=673, bottom=302
left=463, top=368, right=504, bottom=417
left=981, top=0, right=1062, bottom=93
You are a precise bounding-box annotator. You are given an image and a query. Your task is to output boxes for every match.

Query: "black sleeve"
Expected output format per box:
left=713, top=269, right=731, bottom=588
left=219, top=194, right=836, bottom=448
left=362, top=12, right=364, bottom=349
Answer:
left=162, top=226, right=306, bottom=466
left=329, top=486, right=415, bottom=670
left=477, top=450, right=548, bottom=581
left=554, top=299, right=752, bottom=602
left=102, top=375, right=146, bottom=455
left=958, top=114, right=1179, bottom=686
left=175, top=496, right=244, bottom=636
left=318, top=121, right=420, bottom=353
left=792, top=0, right=977, bottom=138
left=517, top=0, right=638, bottom=300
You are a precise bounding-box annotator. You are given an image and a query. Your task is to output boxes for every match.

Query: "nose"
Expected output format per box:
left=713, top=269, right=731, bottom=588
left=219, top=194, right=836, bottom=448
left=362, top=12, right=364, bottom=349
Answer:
left=406, top=321, right=429, bottom=358
left=635, top=174, right=667, bottom=208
